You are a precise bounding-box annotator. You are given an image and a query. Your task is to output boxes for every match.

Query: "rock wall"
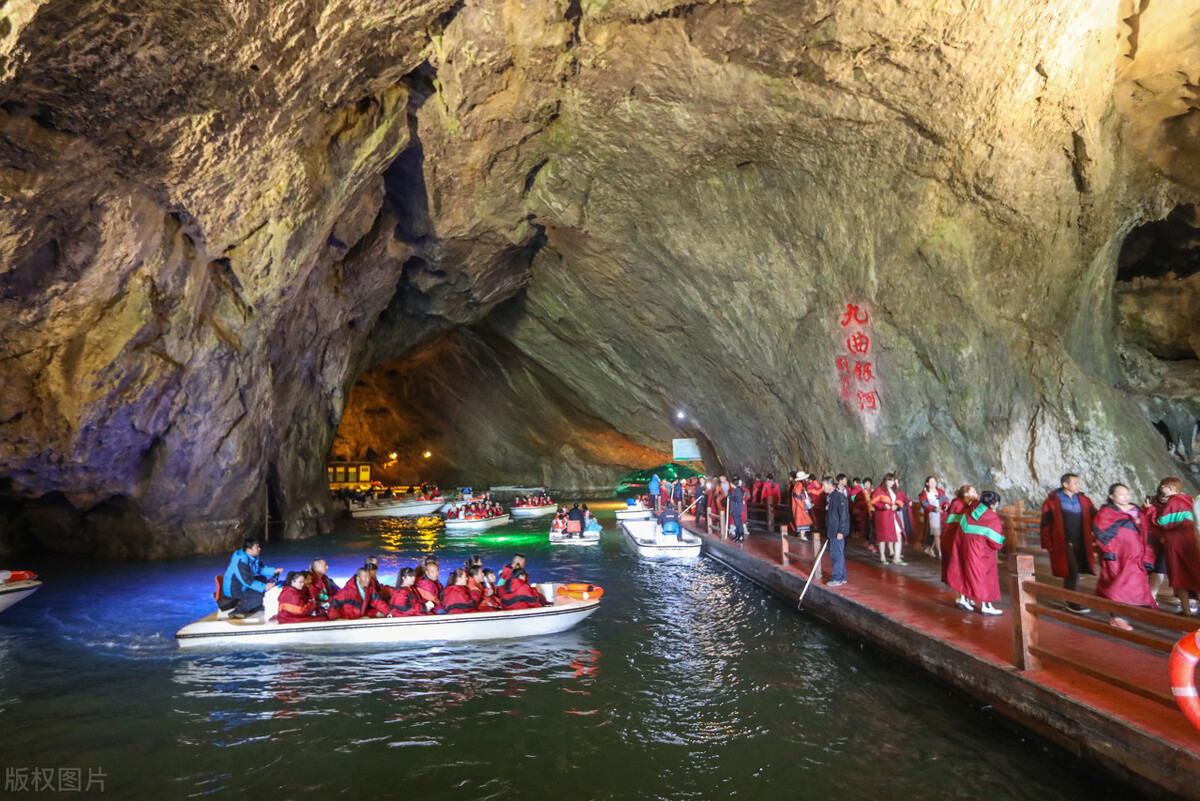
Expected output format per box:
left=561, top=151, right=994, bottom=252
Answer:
left=1, top=0, right=1197, bottom=556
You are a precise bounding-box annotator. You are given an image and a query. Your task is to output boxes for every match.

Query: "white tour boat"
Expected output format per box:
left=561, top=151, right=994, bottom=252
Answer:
left=510, top=503, right=558, bottom=519
left=620, top=519, right=702, bottom=558
left=443, top=513, right=512, bottom=532
left=549, top=526, right=601, bottom=545
left=0, top=572, right=41, bottom=614
left=615, top=501, right=653, bottom=521
left=348, top=497, right=447, bottom=519
left=175, top=584, right=599, bottom=647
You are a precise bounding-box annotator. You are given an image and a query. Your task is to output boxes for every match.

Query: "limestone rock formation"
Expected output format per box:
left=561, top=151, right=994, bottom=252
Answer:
left=1, top=0, right=1198, bottom=557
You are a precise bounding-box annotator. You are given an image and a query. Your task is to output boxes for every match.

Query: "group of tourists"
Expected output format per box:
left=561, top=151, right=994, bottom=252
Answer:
left=512, top=494, right=554, bottom=508
left=444, top=500, right=505, bottom=520
left=219, top=541, right=547, bottom=622
left=681, top=468, right=1199, bottom=629
left=550, top=503, right=600, bottom=536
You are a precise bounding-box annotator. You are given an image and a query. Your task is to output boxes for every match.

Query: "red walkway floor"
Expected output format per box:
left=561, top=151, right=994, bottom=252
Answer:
left=686, top=517, right=1200, bottom=756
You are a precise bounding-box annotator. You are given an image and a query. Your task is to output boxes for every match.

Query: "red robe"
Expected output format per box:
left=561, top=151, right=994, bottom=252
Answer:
left=1039, top=491, right=1096, bottom=579
left=806, top=481, right=826, bottom=532
left=388, top=586, right=424, bottom=617
left=959, top=503, right=1004, bottom=603
left=276, top=586, right=326, bottom=623
left=442, top=584, right=478, bottom=614
left=760, top=480, right=782, bottom=507
left=751, top=480, right=765, bottom=504
left=790, top=483, right=812, bottom=531
left=1092, top=504, right=1155, bottom=607
left=872, top=487, right=903, bottom=543
left=327, top=580, right=389, bottom=620
left=851, top=487, right=870, bottom=536
left=942, top=498, right=969, bottom=588
left=498, top=578, right=542, bottom=610
left=1148, top=494, right=1200, bottom=592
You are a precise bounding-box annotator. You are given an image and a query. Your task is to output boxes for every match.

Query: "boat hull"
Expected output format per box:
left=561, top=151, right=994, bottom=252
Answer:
left=615, top=508, right=652, bottom=521
left=349, top=499, right=447, bottom=518
left=0, top=580, right=42, bottom=614
left=176, top=597, right=600, bottom=647
left=549, top=531, right=600, bottom=545
left=620, top=520, right=702, bottom=558
left=443, top=514, right=512, bottom=531
left=510, top=506, right=557, bottom=519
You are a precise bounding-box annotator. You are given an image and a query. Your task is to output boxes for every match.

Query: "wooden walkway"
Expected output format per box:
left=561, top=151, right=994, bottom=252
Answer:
left=682, top=512, right=1200, bottom=800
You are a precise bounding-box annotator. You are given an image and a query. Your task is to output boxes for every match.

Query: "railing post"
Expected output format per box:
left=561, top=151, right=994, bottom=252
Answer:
left=706, top=510, right=713, bottom=537
left=766, top=502, right=775, bottom=531
left=1009, top=553, right=1040, bottom=671
left=721, top=509, right=728, bottom=540
left=1015, top=500, right=1027, bottom=549
left=781, top=526, right=789, bottom=566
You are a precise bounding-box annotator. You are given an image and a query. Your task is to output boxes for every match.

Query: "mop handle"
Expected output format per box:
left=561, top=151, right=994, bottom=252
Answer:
left=797, top=539, right=830, bottom=608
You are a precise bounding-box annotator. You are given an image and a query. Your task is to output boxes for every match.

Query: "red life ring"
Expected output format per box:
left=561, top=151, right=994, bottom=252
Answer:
left=1170, top=630, right=1200, bottom=731
left=4, top=570, right=36, bottom=583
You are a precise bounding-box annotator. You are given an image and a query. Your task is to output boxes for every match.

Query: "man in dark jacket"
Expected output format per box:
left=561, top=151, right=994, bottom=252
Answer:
left=728, top=478, right=751, bottom=542
left=825, top=475, right=851, bottom=586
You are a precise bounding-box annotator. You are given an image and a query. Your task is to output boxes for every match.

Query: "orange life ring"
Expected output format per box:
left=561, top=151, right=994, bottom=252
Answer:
left=1170, top=630, right=1200, bottom=731
left=4, top=571, right=36, bottom=583
left=556, top=583, right=604, bottom=601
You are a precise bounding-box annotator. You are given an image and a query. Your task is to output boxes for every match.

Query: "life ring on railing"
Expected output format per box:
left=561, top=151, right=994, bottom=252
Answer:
left=556, top=583, right=604, bottom=601
left=1170, top=630, right=1200, bottom=731
left=2, top=571, right=36, bottom=583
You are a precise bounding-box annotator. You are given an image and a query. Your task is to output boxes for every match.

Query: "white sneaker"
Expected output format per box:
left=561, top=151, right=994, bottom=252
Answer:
left=980, top=604, right=1003, bottom=616
left=955, top=597, right=975, bottom=612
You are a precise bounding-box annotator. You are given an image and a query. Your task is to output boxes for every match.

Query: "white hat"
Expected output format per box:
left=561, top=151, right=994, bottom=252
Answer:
left=795, top=470, right=810, bottom=481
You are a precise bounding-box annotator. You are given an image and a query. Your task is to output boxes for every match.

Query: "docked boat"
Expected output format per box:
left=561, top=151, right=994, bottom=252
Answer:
left=175, top=584, right=600, bottom=647
left=0, top=571, right=42, bottom=614
left=443, top=513, right=512, bottom=532
left=620, top=519, right=702, bottom=558
left=615, top=500, right=653, bottom=521
left=348, top=497, right=447, bottom=518
left=511, top=503, right=557, bottom=519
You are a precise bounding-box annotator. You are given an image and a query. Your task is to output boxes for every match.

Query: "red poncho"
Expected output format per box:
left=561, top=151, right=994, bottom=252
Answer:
left=1092, top=503, right=1155, bottom=608
left=872, top=487, right=903, bottom=544
left=1148, top=494, right=1200, bottom=593
left=959, top=503, right=1004, bottom=603
left=942, top=497, right=969, bottom=589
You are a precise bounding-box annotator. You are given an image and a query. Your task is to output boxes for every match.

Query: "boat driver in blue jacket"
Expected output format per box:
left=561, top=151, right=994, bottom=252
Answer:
left=221, top=538, right=282, bottom=618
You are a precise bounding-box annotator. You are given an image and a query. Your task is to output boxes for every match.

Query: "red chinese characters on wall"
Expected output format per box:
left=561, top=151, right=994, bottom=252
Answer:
left=836, top=302, right=879, bottom=412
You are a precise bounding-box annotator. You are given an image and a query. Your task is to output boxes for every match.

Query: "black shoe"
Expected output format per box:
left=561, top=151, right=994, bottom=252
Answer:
left=1065, top=603, right=1091, bottom=614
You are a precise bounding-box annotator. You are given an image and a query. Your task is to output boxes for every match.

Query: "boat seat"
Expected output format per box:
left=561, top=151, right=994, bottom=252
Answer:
left=214, top=575, right=238, bottom=611
left=662, top=521, right=682, bottom=539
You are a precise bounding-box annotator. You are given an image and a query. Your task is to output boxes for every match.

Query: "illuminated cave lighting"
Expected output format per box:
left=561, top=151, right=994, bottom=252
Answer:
left=423, top=451, right=432, bottom=458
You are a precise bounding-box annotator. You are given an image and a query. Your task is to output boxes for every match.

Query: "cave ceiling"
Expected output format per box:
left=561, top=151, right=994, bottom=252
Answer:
left=1, top=0, right=1198, bottom=556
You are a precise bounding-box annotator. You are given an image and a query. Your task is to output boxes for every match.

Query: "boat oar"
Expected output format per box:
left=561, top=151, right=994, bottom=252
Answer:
left=797, top=539, right=829, bottom=609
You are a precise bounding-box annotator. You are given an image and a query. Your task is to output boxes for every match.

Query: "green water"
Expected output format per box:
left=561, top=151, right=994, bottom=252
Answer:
left=0, top=502, right=1134, bottom=799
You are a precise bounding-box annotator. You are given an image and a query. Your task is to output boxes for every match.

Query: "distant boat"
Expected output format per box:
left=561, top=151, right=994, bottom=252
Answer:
left=0, top=572, right=41, bottom=614
left=348, top=497, right=447, bottom=518
left=549, top=527, right=600, bottom=545
left=444, top=514, right=512, bottom=532
left=615, top=500, right=653, bottom=521
left=175, top=585, right=600, bottom=647
left=620, top=519, right=702, bottom=558
left=511, top=503, right=557, bottom=519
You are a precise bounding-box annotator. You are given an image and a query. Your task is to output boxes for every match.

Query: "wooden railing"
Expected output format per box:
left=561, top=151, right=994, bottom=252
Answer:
left=781, top=524, right=820, bottom=567
left=1009, top=553, right=1198, bottom=707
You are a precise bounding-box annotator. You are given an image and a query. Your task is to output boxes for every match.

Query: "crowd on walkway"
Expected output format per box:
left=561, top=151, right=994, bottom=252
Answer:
left=219, top=541, right=546, bottom=622
left=654, top=470, right=1199, bottom=630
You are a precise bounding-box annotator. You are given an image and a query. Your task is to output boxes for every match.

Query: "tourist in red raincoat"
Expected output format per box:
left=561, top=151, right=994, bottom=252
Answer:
left=328, top=569, right=389, bottom=620
left=806, top=478, right=826, bottom=534
left=958, top=491, right=1005, bottom=615
left=276, top=571, right=327, bottom=623
left=1039, top=473, right=1096, bottom=614
left=790, top=471, right=813, bottom=539
left=1146, top=476, right=1200, bottom=616
left=307, top=558, right=340, bottom=612
left=497, top=568, right=543, bottom=610
left=442, top=568, right=477, bottom=614
left=942, top=485, right=978, bottom=610
left=388, top=568, right=424, bottom=617
left=751, top=475, right=765, bottom=504
left=872, top=474, right=906, bottom=565
left=760, top=474, right=782, bottom=509
left=416, top=563, right=446, bottom=613
left=1092, top=483, right=1156, bottom=630
left=1142, top=488, right=1170, bottom=600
